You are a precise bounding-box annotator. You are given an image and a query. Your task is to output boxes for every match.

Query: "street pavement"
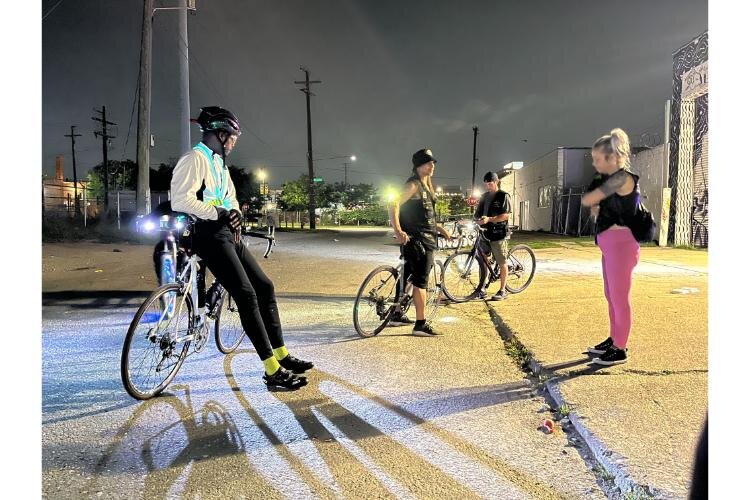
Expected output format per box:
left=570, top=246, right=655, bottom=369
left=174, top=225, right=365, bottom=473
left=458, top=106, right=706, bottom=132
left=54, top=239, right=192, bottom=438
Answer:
left=41, top=229, right=707, bottom=499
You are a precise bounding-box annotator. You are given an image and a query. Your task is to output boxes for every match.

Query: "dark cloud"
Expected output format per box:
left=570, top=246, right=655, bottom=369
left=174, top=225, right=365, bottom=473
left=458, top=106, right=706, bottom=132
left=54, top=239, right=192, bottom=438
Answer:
left=42, top=0, right=707, bottom=188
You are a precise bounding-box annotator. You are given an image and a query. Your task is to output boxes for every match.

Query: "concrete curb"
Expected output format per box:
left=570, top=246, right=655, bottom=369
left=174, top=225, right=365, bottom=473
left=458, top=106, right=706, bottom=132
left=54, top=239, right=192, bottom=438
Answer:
left=486, top=303, right=677, bottom=499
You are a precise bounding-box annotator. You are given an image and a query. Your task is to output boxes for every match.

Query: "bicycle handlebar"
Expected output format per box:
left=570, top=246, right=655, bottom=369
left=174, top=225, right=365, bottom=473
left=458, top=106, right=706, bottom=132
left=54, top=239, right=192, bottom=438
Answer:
left=243, top=226, right=276, bottom=258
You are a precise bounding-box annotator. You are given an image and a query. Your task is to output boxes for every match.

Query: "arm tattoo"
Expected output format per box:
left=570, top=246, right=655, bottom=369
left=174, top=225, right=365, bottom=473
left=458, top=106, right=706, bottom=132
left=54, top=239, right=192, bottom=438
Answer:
left=599, top=171, right=629, bottom=196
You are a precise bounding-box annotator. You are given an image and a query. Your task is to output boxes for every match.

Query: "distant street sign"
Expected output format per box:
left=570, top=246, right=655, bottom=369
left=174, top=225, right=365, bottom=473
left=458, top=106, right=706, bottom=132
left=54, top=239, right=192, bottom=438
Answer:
left=312, top=177, right=323, bottom=183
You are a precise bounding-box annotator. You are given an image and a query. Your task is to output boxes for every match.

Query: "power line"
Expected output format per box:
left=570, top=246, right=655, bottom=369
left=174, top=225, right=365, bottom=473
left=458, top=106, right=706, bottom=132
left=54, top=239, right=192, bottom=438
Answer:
left=42, top=0, right=65, bottom=22
left=169, top=20, right=269, bottom=146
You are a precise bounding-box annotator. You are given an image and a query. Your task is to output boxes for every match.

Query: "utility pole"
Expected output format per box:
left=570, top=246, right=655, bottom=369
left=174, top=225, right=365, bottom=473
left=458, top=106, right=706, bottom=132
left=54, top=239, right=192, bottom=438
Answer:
left=471, top=125, right=479, bottom=193
left=136, top=0, right=154, bottom=215
left=343, top=162, right=349, bottom=190
left=295, top=66, right=322, bottom=229
left=92, top=106, right=116, bottom=212
left=64, top=125, right=82, bottom=215
left=177, top=0, right=191, bottom=155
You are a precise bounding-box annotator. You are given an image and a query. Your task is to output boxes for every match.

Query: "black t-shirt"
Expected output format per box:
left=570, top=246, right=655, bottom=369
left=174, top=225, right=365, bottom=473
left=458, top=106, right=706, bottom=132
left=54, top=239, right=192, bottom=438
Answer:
left=474, top=190, right=511, bottom=241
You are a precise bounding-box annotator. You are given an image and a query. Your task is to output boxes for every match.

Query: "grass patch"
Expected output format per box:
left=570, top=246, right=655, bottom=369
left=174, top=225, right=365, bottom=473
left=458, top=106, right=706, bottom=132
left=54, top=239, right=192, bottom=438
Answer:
left=42, top=216, right=141, bottom=244
left=674, top=244, right=708, bottom=252
left=593, top=464, right=614, bottom=482
left=504, top=337, right=532, bottom=368
left=273, top=226, right=338, bottom=234
left=556, top=403, right=572, bottom=418
left=623, top=488, right=653, bottom=500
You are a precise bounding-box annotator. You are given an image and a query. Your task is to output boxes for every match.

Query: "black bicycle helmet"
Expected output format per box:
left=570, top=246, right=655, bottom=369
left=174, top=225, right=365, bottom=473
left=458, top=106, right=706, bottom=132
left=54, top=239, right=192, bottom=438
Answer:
left=193, top=106, right=242, bottom=136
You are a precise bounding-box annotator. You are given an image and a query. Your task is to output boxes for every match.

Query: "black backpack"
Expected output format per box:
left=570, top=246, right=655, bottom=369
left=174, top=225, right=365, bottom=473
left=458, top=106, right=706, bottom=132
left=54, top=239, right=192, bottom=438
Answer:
left=627, top=202, right=656, bottom=243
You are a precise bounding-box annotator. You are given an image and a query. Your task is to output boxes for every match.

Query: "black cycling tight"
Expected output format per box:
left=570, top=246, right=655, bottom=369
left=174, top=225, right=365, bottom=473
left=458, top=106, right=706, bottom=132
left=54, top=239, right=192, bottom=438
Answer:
left=192, top=223, right=283, bottom=360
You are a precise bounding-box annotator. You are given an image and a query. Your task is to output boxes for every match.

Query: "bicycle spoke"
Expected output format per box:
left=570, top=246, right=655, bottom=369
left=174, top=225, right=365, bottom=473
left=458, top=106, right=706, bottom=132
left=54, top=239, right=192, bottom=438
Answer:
left=123, top=286, right=192, bottom=398
left=354, top=267, right=398, bottom=337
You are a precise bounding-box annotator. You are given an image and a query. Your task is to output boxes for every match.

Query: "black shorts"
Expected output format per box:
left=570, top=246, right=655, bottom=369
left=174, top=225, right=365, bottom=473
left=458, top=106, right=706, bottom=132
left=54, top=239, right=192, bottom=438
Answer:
left=401, top=239, right=434, bottom=289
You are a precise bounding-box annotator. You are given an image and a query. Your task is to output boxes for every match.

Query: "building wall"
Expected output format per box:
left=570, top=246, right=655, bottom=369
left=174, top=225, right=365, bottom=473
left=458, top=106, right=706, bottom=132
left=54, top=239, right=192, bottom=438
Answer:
left=630, top=144, right=667, bottom=239
left=500, top=149, right=559, bottom=231
left=561, top=149, right=593, bottom=188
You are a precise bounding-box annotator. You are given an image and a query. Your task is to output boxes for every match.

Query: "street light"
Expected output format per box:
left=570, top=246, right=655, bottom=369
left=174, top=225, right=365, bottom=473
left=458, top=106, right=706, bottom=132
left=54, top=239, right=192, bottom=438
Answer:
left=342, top=156, right=357, bottom=189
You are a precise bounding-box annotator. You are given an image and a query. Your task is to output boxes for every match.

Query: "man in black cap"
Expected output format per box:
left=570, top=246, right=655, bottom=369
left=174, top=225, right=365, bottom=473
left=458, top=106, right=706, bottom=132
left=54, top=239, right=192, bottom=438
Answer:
left=388, top=148, right=453, bottom=336
left=475, top=171, right=512, bottom=300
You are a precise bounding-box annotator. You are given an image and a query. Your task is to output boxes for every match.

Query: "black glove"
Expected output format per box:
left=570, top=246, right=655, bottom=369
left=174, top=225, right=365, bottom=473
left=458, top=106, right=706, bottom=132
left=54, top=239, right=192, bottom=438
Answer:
left=215, top=207, right=242, bottom=232
left=228, top=209, right=242, bottom=232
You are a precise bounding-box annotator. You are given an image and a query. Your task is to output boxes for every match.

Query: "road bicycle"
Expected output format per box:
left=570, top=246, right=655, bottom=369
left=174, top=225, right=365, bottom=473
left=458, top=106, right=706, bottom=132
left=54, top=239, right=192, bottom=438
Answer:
left=437, top=216, right=477, bottom=251
left=121, top=214, right=275, bottom=400
left=352, top=242, right=443, bottom=338
left=441, top=222, right=536, bottom=302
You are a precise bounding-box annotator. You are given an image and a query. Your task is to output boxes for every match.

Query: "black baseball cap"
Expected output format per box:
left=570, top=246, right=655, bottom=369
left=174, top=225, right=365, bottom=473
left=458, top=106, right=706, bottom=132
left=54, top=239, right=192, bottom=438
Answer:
left=412, top=148, right=437, bottom=168
left=483, top=171, right=499, bottom=182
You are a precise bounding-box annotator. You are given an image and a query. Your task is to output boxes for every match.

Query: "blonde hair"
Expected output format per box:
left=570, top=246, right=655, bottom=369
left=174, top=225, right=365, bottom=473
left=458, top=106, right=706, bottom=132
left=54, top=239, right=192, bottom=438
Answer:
left=593, top=128, right=631, bottom=168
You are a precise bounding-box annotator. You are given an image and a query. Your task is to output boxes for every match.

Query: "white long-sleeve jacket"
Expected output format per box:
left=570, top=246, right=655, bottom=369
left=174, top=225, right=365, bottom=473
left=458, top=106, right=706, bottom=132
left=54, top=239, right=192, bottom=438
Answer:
left=170, top=142, right=240, bottom=220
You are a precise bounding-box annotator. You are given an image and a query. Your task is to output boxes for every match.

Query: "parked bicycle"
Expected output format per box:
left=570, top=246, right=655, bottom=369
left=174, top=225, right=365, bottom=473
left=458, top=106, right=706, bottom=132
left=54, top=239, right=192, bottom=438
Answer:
left=437, top=217, right=478, bottom=252
left=441, top=222, right=536, bottom=302
left=121, top=214, right=275, bottom=400
left=352, top=247, right=443, bottom=338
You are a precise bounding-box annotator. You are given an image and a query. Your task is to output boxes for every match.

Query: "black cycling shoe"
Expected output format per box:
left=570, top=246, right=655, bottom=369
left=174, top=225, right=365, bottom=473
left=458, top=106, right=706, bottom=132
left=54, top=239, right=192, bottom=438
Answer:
left=412, top=322, right=440, bottom=337
left=588, top=337, right=613, bottom=355
left=263, top=367, right=308, bottom=391
left=279, top=355, right=314, bottom=374
left=388, top=311, right=414, bottom=327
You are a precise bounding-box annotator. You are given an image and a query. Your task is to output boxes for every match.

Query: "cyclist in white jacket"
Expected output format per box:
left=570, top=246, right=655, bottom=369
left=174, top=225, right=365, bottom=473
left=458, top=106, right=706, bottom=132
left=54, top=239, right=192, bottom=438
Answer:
left=171, top=106, right=312, bottom=390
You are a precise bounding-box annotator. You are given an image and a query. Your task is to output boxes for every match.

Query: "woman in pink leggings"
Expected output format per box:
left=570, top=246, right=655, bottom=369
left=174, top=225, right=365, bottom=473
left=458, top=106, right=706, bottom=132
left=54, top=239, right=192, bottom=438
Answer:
left=582, top=128, right=640, bottom=366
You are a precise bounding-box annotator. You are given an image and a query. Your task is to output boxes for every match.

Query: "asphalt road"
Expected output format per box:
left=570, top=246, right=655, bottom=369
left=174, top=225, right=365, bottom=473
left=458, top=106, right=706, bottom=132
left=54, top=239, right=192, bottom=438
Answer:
left=41, top=230, right=640, bottom=499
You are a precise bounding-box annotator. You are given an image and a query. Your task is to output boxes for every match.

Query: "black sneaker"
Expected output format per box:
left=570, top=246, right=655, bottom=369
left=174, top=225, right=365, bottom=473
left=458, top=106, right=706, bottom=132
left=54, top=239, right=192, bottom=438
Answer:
left=263, top=367, right=308, bottom=390
left=388, top=311, right=414, bottom=327
left=490, top=289, right=509, bottom=301
left=279, top=355, right=314, bottom=374
left=588, top=337, right=613, bottom=355
left=412, top=322, right=440, bottom=337
left=592, top=346, right=628, bottom=366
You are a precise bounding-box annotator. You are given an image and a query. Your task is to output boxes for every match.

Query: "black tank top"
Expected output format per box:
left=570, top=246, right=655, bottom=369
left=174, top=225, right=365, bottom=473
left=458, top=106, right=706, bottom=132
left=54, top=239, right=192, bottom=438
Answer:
left=399, top=175, right=438, bottom=249
left=596, top=170, right=640, bottom=235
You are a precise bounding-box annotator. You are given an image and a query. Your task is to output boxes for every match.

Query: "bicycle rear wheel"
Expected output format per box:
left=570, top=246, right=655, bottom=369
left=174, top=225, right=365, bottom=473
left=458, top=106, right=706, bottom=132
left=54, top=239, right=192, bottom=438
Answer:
left=353, top=265, right=399, bottom=338
left=505, top=244, right=536, bottom=294
left=121, top=284, right=193, bottom=400
left=215, top=290, right=244, bottom=354
left=424, top=259, right=443, bottom=321
left=441, top=251, right=486, bottom=302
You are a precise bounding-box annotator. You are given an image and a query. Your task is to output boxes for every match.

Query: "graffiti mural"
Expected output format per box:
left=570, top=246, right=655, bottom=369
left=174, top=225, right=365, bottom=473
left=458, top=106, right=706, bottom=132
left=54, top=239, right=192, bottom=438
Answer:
left=692, top=95, right=708, bottom=246
left=668, top=31, right=708, bottom=246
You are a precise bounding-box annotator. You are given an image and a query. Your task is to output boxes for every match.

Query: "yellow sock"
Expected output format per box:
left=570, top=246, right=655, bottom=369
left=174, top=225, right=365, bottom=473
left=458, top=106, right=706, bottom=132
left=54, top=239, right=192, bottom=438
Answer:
left=263, top=356, right=281, bottom=375
left=273, top=346, right=289, bottom=361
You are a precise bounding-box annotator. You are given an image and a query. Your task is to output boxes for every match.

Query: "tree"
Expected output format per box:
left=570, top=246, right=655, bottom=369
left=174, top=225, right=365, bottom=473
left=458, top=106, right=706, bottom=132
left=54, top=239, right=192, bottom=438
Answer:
left=86, top=159, right=138, bottom=199
left=435, top=196, right=451, bottom=220
left=346, top=183, right=378, bottom=207
left=278, top=175, right=309, bottom=211
left=227, top=165, right=262, bottom=211
left=149, top=163, right=174, bottom=191
left=448, top=194, right=471, bottom=216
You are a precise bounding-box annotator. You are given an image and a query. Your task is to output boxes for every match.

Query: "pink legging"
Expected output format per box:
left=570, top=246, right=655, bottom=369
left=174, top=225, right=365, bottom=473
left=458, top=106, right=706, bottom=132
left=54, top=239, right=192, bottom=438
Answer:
left=598, top=228, right=640, bottom=349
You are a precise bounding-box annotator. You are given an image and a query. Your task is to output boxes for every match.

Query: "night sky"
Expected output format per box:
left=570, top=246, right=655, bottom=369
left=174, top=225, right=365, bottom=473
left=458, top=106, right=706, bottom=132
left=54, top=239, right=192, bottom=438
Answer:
left=42, top=0, right=707, bottom=189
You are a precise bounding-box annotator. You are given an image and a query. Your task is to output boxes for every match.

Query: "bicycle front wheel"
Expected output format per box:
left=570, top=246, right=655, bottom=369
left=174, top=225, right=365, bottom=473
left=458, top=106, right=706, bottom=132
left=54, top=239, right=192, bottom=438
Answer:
left=353, top=265, right=399, bottom=338
left=505, top=244, right=537, bottom=294
left=121, top=284, right=193, bottom=400
left=441, top=251, right=486, bottom=302
left=215, top=290, right=244, bottom=354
